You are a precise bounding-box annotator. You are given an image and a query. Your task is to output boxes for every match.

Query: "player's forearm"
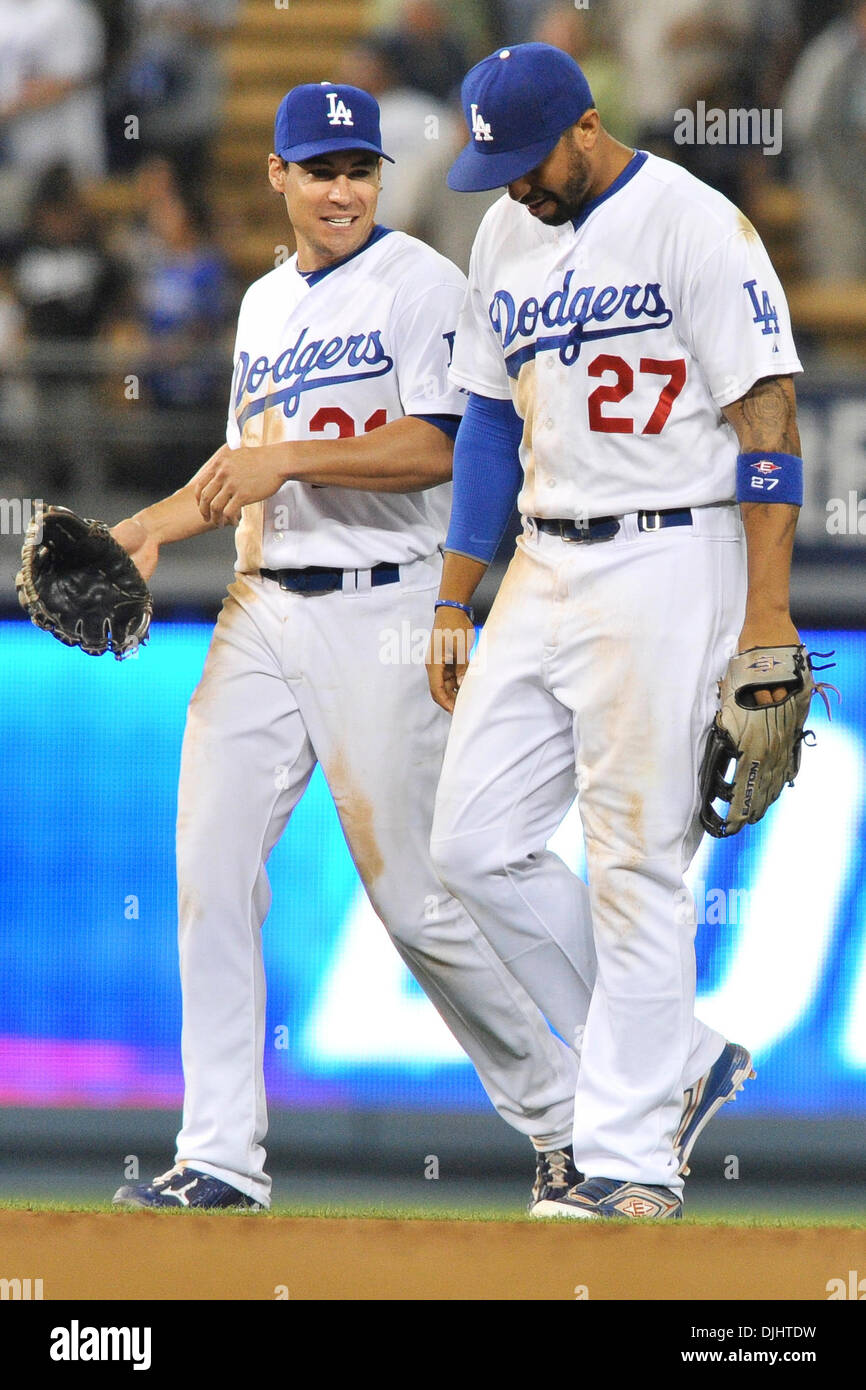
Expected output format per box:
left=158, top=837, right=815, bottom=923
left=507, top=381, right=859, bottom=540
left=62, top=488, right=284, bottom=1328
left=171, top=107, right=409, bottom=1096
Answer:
left=438, top=549, right=489, bottom=604
left=130, top=480, right=219, bottom=545
left=111, top=480, right=217, bottom=581
left=722, top=374, right=801, bottom=634
left=739, top=503, right=798, bottom=625
left=280, top=416, right=454, bottom=492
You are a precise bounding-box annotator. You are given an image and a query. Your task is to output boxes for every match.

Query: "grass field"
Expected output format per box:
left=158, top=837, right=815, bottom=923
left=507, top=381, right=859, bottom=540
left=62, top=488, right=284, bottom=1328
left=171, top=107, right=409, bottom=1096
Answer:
left=3, top=1156, right=865, bottom=1300
left=2, top=1195, right=866, bottom=1227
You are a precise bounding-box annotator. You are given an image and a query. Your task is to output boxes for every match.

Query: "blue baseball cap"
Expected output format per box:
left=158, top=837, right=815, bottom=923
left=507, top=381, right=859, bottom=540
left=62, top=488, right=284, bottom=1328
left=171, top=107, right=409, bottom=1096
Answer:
left=274, top=82, right=394, bottom=164
left=448, top=44, right=594, bottom=192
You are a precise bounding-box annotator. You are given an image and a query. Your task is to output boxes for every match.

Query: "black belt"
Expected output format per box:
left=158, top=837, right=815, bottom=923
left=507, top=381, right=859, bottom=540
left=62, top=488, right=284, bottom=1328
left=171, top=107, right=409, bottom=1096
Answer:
left=532, top=508, right=692, bottom=543
left=261, top=562, right=401, bottom=594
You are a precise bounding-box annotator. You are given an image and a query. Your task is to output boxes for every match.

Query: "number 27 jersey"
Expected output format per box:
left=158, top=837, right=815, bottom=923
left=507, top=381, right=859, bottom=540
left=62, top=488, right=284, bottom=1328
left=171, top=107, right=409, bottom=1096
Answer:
left=449, top=151, right=803, bottom=519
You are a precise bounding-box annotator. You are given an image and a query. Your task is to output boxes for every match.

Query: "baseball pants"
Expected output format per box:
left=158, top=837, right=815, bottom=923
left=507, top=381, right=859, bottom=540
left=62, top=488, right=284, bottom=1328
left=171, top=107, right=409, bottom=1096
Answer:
left=430, top=505, right=747, bottom=1191
left=174, top=556, right=578, bottom=1205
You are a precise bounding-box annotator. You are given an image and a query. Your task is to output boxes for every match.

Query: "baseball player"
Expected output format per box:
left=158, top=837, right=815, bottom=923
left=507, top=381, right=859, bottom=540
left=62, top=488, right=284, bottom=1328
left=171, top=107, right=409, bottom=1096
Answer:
left=427, top=44, right=804, bottom=1219
left=108, top=82, right=586, bottom=1210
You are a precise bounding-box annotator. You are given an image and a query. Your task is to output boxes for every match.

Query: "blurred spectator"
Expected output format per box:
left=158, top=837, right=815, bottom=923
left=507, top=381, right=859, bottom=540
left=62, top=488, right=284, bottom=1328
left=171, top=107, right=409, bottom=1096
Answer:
left=783, top=0, right=866, bottom=279
left=122, top=190, right=230, bottom=411
left=0, top=0, right=106, bottom=182
left=104, top=186, right=232, bottom=489
left=374, top=0, right=498, bottom=53
left=105, top=0, right=237, bottom=182
left=607, top=0, right=754, bottom=152
left=0, top=267, right=22, bottom=356
left=338, top=37, right=459, bottom=236
left=746, top=0, right=801, bottom=109
left=445, top=0, right=500, bottom=54
left=604, top=0, right=803, bottom=209
left=404, top=98, right=501, bottom=273
left=499, top=0, right=562, bottom=41
left=107, top=154, right=183, bottom=278
left=0, top=264, right=24, bottom=434
left=377, top=0, right=471, bottom=102
left=668, top=66, right=757, bottom=206
left=375, top=3, right=634, bottom=267
left=530, top=2, right=636, bottom=147
left=5, top=164, right=125, bottom=342
left=1, top=162, right=125, bottom=487
left=355, top=17, right=500, bottom=270
left=796, top=0, right=850, bottom=44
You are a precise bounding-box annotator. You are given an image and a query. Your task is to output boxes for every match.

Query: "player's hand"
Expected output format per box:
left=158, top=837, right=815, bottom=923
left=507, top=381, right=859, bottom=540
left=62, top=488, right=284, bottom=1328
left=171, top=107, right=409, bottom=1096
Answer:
left=110, top=518, right=160, bottom=581
left=194, top=443, right=288, bottom=526
left=736, top=614, right=802, bottom=707
left=426, top=608, right=475, bottom=714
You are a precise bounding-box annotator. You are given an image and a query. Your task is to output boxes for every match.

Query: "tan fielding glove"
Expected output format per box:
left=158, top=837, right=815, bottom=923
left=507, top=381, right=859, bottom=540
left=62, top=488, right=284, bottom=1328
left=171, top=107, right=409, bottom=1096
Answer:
left=698, top=645, right=836, bottom=838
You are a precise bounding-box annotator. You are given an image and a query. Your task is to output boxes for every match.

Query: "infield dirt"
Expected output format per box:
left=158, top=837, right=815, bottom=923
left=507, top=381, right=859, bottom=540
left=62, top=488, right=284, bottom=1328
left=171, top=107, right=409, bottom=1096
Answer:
left=1, top=1211, right=864, bottom=1299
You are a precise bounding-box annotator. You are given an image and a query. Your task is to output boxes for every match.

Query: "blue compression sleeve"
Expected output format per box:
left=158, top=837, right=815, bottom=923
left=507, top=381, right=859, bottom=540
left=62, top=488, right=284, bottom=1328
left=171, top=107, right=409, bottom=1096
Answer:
left=444, top=393, right=524, bottom=564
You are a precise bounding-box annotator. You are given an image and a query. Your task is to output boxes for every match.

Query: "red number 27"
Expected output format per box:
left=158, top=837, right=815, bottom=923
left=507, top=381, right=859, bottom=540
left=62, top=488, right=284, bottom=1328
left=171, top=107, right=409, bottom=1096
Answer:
left=587, top=355, right=686, bottom=435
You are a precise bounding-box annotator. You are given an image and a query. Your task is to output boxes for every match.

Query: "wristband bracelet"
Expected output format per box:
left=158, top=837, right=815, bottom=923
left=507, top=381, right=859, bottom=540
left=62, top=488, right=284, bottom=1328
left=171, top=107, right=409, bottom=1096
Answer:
left=435, top=598, right=475, bottom=623
left=736, top=451, right=804, bottom=505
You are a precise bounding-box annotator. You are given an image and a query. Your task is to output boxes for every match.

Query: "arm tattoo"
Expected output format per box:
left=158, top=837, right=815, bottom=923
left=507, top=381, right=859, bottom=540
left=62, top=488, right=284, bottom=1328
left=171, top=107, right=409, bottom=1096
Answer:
left=723, top=375, right=801, bottom=454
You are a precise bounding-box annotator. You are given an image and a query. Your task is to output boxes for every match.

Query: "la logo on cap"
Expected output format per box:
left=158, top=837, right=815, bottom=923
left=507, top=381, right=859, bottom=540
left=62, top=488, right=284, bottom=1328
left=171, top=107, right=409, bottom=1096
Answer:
left=325, top=91, right=354, bottom=126
left=470, top=103, right=492, bottom=141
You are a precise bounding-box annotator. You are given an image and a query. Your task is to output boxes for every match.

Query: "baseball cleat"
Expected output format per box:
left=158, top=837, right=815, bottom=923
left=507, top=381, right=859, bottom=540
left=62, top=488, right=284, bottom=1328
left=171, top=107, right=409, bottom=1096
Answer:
left=532, top=1176, right=683, bottom=1220
left=112, top=1163, right=263, bottom=1210
left=675, top=1041, right=755, bottom=1176
left=529, top=1144, right=583, bottom=1214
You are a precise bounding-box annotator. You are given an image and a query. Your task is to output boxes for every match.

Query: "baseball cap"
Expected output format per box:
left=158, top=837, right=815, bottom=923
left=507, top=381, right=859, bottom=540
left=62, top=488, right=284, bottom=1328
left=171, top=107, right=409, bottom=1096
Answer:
left=274, top=82, right=394, bottom=164
left=447, top=43, right=594, bottom=192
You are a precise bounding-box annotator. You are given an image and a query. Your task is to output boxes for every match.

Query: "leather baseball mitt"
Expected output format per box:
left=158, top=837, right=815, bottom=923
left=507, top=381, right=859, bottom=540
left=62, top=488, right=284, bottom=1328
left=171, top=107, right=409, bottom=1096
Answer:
left=15, top=505, right=153, bottom=660
left=698, top=644, right=835, bottom=838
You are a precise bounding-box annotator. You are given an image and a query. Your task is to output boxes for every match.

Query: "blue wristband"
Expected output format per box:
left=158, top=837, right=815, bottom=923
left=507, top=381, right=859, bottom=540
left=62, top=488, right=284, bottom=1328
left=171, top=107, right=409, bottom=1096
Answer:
left=736, top=451, right=804, bottom=505
left=435, top=599, right=475, bottom=623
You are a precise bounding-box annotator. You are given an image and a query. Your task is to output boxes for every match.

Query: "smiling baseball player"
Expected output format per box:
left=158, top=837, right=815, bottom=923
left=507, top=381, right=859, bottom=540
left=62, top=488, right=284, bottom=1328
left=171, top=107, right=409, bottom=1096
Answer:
left=427, top=44, right=807, bottom=1219
left=109, top=82, right=583, bottom=1210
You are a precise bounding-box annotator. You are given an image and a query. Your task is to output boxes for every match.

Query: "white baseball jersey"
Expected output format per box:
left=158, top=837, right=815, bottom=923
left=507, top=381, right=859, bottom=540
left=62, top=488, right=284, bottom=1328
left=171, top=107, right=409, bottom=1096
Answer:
left=171, top=228, right=581, bottom=1209
left=449, top=150, right=803, bottom=520
left=228, top=228, right=466, bottom=572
